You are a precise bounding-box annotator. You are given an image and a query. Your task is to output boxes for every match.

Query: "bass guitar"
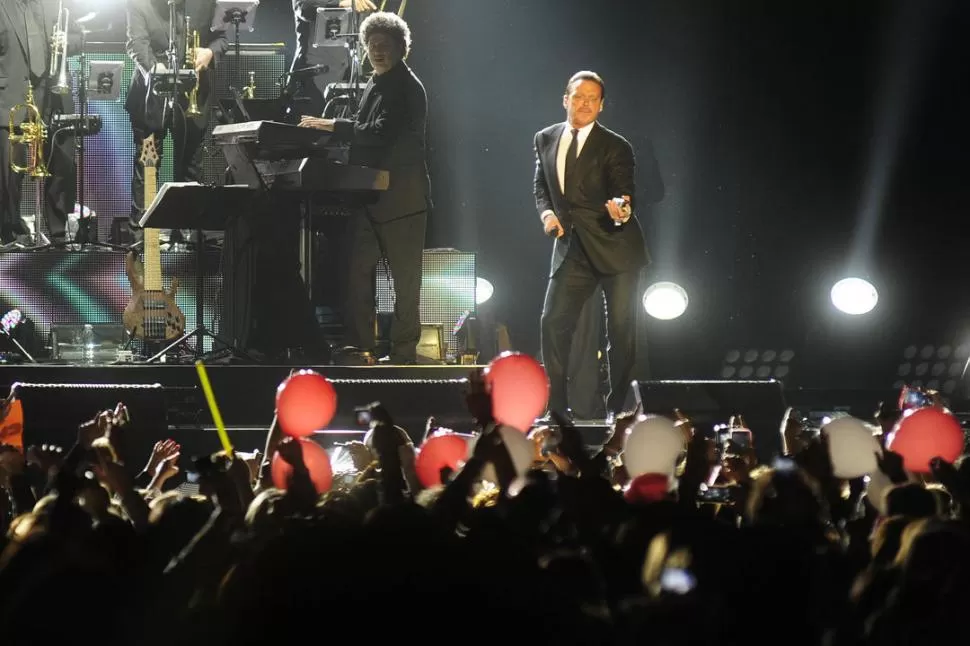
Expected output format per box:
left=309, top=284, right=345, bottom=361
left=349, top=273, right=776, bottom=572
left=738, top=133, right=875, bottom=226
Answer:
left=122, top=135, right=185, bottom=342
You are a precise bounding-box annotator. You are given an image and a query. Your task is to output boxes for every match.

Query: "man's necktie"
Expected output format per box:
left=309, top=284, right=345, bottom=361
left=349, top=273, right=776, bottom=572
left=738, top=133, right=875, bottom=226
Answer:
left=564, top=128, right=579, bottom=189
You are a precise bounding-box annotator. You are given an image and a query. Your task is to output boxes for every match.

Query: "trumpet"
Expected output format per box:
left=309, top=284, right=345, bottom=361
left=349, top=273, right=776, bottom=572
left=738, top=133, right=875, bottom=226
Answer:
left=242, top=71, right=256, bottom=99
left=185, top=17, right=201, bottom=117
left=50, top=1, right=70, bottom=95
left=8, top=85, right=51, bottom=178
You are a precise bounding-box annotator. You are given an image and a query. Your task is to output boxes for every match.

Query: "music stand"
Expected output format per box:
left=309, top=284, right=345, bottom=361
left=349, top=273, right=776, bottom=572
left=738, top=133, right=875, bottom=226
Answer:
left=313, top=7, right=362, bottom=119
left=212, top=0, right=261, bottom=94
left=138, top=182, right=260, bottom=364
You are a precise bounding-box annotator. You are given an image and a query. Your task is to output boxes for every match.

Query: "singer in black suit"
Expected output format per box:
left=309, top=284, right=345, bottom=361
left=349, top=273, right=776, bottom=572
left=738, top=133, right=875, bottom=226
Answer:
left=300, top=11, right=430, bottom=364
left=0, top=0, right=78, bottom=246
left=124, top=0, right=228, bottom=241
left=534, top=70, right=664, bottom=416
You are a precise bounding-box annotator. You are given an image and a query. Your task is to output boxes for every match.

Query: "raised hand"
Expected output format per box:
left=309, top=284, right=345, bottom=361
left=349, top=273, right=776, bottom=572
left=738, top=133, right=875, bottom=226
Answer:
left=26, top=444, right=64, bottom=475
left=142, top=439, right=180, bottom=481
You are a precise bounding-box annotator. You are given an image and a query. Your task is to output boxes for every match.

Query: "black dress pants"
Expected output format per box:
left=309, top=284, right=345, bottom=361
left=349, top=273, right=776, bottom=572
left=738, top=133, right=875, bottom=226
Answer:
left=343, top=209, right=426, bottom=361
left=541, top=235, right=640, bottom=414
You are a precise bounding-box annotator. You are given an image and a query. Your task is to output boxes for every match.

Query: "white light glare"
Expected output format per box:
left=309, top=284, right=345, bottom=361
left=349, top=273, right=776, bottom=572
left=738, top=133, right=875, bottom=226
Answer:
left=476, top=277, right=494, bottom=305
left=642, top=282, right=689, bottom=320
left=830, top=277, right=878, bottom=315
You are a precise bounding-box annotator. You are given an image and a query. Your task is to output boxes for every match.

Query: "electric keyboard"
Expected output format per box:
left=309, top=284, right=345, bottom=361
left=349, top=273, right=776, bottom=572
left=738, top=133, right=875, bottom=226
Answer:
left=212, top=120, right=334, bottom=160
left=212, top=120, right=389, bottom=193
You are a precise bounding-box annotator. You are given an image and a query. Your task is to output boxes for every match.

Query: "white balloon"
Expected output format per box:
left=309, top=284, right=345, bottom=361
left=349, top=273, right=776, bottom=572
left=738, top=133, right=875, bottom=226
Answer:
left=466, top=426, right=533, bottom=483
left=623, top=415, right=685, bottom=478
left=821, top=416, right=881, bottom=479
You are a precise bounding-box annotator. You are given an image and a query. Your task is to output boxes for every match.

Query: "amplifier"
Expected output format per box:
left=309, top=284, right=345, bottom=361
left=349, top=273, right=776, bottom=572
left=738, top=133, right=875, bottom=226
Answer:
left=375, top=250, right=476, bottom=361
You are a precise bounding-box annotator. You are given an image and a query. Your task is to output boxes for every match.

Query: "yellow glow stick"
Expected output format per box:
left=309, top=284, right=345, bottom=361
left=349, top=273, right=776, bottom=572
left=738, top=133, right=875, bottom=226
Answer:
left=195, top=361, right=234, bottom=458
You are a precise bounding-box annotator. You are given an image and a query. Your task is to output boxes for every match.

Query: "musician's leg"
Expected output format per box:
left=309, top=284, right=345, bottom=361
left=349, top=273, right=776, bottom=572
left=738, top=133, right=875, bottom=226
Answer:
left=172, top=111, right=207, bottom=244
left=0, top=128, right=28, bottom=245
left=44, top=128, right=75, bottom=241
left=342, top=209, right=382, bottom=355
left=377, top=211, right=427, bottom=363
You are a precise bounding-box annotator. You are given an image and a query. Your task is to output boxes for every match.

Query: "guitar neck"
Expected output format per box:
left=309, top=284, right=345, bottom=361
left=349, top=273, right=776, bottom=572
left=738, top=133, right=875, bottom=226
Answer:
left=143, top=167, right=162, bottom=292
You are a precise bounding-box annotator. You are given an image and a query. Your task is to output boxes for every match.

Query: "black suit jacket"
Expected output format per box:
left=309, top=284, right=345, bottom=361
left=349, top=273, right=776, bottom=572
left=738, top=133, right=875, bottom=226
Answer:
left=0, top=0, right=75, bottom=124
left=124, top=0, right=228, bottom=130
left=333, top=60, right=431, bottom=223
left=534, top=121, right=664, bottom=277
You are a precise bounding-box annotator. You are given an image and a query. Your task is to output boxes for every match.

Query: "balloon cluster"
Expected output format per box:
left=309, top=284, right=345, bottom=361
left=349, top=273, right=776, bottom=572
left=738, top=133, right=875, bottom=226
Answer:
left=272, top=370, right=338, bottom=493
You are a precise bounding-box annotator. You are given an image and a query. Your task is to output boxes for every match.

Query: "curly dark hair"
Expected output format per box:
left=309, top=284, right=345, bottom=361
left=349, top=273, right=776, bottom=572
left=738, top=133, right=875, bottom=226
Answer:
left=360, top=11, right=412, bottom=58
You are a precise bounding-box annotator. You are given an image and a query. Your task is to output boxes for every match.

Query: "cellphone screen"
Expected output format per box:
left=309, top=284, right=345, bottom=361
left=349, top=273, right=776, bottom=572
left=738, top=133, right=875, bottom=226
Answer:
left=697, top=486, right=732, bottom=504
left=730, top=429, right=752, bottom=448
left=660, top=568, right=697, bottom=594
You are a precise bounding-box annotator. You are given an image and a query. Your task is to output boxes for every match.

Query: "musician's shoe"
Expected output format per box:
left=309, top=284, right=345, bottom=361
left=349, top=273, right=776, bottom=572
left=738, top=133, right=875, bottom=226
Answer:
left=333, top=346, right=375, bottom=366
left=378, top=355, right=417, bottom=365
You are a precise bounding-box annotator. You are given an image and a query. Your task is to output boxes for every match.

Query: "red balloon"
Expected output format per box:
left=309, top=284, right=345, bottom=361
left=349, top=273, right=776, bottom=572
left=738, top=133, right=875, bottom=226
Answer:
left=483, top=352, right=549, bottom=432
left=624, top=473, right=671, bottom=504
left=276, top=370, right=337, bottom=438
left=415, top=432, right=468, bottom=487
left=271, top=438, right=333, bottom=494
left=887, top=407, right=965, bottom=473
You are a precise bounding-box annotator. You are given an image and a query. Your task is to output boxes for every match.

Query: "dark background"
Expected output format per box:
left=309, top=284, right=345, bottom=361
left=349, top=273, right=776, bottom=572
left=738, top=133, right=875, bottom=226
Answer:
left=80, top=0, right=970, bottom=393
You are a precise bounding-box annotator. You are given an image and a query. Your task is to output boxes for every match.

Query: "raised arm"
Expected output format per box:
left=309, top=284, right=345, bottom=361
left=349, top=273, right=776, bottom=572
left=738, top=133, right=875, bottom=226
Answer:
left=534, top=131, right=554, bottom=220
left=126, top=0, right=156, bottom=78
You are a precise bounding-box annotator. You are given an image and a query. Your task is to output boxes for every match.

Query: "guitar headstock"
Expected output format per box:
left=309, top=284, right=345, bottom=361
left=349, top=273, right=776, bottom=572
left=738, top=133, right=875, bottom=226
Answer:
left=139, top=135, right=159, bottom=168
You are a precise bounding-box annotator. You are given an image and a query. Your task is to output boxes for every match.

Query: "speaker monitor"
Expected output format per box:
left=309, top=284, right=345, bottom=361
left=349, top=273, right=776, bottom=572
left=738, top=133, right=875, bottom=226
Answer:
left=375, top=250, right=476, bottom=360
left=628, top=379, right=788, bottom=461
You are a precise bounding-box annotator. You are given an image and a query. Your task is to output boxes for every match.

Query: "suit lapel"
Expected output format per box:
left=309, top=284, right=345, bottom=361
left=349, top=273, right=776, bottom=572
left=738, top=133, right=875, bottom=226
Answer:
left=544, top=123, right=564, bottom=198
left=0, top=1, right=31, bottom=64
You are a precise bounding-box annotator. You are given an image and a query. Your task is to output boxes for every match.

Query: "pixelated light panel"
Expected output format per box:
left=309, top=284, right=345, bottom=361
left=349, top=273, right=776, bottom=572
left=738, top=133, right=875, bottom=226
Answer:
left=0, top=251, right=223, bottom=357
left=376, top=250, right=476, bottom=358
left=20, top=45, right=177, bottom=241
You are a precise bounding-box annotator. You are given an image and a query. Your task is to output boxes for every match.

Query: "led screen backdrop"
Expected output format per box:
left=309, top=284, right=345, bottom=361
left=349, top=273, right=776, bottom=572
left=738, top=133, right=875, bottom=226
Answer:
left=0, top=250, right=223, bottom=358
left=20, top=43, right=286, bottom=240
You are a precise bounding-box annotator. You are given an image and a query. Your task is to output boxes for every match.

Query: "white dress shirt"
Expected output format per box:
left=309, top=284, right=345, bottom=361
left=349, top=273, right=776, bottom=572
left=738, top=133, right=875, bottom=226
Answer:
left=556, top=121, right=595, bottom=194
left=541, top=121, right=629, bottom=224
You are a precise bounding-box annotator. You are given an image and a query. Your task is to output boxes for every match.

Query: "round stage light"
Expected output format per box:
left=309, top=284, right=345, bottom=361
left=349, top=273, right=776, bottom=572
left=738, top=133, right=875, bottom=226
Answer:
left=476, top=277, right=494, bottom=305
left=830, top=277, right=878, bottom=315
left=642, top=281, right=689, bottom=320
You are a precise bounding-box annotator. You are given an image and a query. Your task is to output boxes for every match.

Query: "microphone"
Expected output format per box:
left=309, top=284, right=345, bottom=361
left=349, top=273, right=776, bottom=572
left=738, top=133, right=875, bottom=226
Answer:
left=290, top=64, right=331, bottom=77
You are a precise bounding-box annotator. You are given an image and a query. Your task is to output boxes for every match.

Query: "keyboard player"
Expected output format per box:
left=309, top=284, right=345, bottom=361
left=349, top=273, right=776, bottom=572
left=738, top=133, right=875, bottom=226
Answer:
left=299, top=11, right=430, bottom=365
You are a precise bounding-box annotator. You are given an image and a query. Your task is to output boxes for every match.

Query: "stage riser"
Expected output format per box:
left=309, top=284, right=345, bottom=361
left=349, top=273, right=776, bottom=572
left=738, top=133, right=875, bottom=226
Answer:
left=0, top=250, right=222, bottom=355
left=1, top=365, right=480, bottom=446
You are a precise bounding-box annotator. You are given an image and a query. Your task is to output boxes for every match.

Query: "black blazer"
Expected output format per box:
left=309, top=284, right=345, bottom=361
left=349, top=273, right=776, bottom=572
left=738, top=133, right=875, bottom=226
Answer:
left=124, top=0, right=228, bottom=130
left=333, top=60, right=431, bottom=223
left=534, top=121, right=664, bottom=277
left=0, top=0, right=75, bottom=123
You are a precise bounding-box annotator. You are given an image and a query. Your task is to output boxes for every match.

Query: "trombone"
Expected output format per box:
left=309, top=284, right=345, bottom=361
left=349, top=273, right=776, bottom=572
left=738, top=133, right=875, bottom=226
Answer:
left=50, top=0, right=70, bottom=95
